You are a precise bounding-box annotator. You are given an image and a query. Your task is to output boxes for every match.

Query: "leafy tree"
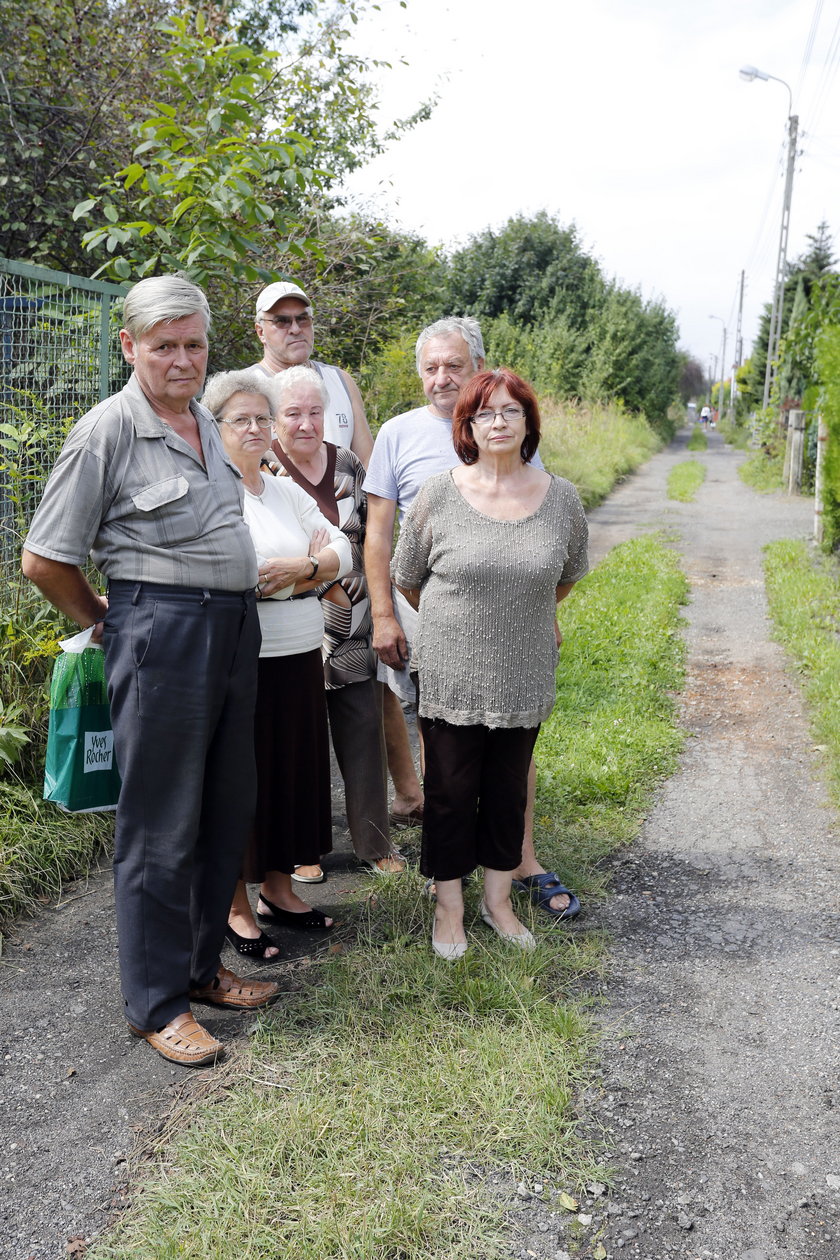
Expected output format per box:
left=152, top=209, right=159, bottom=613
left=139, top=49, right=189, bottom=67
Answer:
left=677, top=352, right=706, bottom=403
left=278, top=209, right=446, bottom=374
left=0, top=0, right=172, bottom=269
left=742, top=221, right=838, bottom=413
left=581, top=285, right=680, bottom=428
left=796, top=220, right=836, bottom=284
left=444, top=212, right=604, bottom=331
left=74, top=14, right=323, bottom=287
left=481, top=313, right=587, bottom=400
left=1, top=0, right=422, bottom=273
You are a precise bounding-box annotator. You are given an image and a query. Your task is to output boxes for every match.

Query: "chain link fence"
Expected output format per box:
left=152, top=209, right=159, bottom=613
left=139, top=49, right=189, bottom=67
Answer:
left=0, top=258, right=130, bottom=586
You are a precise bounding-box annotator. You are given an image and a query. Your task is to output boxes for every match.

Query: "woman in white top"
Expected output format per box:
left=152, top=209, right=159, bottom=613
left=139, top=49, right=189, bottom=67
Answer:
left=204, top=370, right=351, bottom=959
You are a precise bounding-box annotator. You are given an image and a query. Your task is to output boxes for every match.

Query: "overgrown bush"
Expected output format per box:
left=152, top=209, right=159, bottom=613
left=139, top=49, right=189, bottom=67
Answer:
left=0, top=584, right=66, bottom=781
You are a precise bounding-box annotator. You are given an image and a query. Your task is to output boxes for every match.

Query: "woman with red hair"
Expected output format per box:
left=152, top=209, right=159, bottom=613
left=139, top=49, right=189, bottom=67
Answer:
left=392, top=369, right=588, bottom=960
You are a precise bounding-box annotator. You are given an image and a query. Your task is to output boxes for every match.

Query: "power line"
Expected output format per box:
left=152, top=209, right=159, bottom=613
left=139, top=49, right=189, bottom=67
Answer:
left=805, top=10, right=840, bottom=136
left=795, top=0, right=824, bottom=101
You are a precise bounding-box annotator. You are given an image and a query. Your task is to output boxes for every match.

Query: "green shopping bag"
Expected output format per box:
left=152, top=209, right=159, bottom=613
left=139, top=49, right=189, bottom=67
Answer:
left=43, top=634, right=121, bottom=813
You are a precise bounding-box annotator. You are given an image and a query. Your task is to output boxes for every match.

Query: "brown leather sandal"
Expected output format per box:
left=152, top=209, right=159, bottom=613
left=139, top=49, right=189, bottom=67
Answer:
left=189, top=964, right=280, bottom=1010
left=128, top=1012, right=223, bottom=1067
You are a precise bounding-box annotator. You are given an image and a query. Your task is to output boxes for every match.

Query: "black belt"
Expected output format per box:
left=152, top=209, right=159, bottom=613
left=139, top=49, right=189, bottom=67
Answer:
left=108, top=580, right=256, bottom=604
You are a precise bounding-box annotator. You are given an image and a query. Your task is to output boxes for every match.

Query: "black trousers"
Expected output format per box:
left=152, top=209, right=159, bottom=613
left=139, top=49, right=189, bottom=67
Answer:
left=104, top=581, right=259, bottom=1031
left=417, top=716, right=539, bottom=881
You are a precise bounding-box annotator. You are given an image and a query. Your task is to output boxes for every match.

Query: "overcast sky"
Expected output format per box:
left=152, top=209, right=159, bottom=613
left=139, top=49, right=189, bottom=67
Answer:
left=341, top=0, right=840, bottom=377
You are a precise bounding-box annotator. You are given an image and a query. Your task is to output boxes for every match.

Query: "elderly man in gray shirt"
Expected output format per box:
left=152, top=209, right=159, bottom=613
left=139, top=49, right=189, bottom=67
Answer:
left=22, top=275, right=278, bottom=1067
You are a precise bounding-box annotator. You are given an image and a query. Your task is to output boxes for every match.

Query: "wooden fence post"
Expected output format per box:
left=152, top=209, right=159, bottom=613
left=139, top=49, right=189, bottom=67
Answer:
left=814, top=413, right=828, bottom=543
left=787, top=410, right=806, bottom=495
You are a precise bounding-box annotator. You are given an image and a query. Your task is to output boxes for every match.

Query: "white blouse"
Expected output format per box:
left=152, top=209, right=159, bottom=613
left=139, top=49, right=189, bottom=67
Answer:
left=244, top=472, right=352, bottom=658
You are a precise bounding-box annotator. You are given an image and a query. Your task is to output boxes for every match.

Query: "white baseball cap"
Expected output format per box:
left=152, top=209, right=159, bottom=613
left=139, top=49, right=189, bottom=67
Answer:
left=255, top=282, right=311, bottom=318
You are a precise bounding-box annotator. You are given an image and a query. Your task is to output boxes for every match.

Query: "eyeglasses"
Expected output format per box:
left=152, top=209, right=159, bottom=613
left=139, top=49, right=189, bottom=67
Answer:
left=260, top=314, right=313, bottom=329
left=471, top=405, right=525, bottom=426
left=219, top=415, right=273, bottom=431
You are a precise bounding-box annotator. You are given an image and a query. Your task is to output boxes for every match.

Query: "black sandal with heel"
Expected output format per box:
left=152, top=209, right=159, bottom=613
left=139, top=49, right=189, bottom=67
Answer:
left=256, top=894, right=334, bottom=931
left=224, top=925, right=280, bottom=961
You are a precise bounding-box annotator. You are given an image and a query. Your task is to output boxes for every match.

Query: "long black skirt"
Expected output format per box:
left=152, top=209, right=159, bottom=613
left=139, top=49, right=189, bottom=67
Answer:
left=242, top=648, right=332, bottom=882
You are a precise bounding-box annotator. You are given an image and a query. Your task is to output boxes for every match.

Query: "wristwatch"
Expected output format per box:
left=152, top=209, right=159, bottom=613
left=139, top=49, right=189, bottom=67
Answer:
left=307, top=555, right=319, bottom=579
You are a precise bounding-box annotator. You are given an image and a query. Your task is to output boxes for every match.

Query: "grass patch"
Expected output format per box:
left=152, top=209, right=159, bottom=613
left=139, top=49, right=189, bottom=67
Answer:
left=535, top=535, right=688, bottom=891
left=540, top=400, right=661, bottom=508
left=0, top=778, right=113, bottom=937
left=686, top=426, right=708, bottom=451
left=718, top=418, right=751, bottom=450
left=739, top=450, right=784, bottom=492
left=667, top=459, right=706, bottom=502
left=95, top=537, right=688, bottom=1260
left=764, top=540, right=840, bottom=805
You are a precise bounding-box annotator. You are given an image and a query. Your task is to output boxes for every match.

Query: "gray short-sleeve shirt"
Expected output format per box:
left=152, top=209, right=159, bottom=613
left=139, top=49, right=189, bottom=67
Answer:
left=24, top=373, right=258, bottom=590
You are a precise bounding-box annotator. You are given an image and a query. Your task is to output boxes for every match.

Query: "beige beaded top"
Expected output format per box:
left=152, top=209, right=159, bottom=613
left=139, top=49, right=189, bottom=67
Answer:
left=392, top=470, right=588, bottom=729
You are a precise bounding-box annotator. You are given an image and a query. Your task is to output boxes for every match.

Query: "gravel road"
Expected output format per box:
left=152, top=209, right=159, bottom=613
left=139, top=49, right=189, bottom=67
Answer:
left=508, top=429, right=840, bottom=1260
left=2, top=427, right=838, bottom=1260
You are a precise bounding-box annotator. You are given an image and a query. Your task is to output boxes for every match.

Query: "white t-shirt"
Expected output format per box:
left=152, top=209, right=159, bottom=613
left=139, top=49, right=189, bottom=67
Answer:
left=365, top=407, right=462, bottom=526
left=243, top=472, right=351, bottom=657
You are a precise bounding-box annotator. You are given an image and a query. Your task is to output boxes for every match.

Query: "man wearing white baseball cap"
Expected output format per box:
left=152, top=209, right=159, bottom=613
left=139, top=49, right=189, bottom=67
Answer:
left=250, top=279, right=423, bottom=846
left=251, top=281, right=374, bottom=466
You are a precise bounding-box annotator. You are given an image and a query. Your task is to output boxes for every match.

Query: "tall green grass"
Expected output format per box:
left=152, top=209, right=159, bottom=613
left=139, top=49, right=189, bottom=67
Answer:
left=94, top=537, right=688, bottom=1260
left=739, top=450, right=784, bottom=492
left=764, top=540, right=840, bottom=804
left=718, top=418, right=751, bottom=450
left=0, top=780, right=113, bottom=935
left=686, top=426, right=708, bottom=451
left=539, top=399, right=661, bottom=508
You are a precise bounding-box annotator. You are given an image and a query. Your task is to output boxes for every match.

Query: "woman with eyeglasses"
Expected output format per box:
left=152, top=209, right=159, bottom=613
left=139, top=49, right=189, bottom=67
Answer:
left=392, top=369, right=588, bottom=961
left=203, top=370, right=352, bottom=960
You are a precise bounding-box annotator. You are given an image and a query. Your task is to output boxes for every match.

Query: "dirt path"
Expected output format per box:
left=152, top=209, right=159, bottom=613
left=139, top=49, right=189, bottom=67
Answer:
left=3, top=429, right=838, bottom=1260
left=512, top=430, right=840, bottom=1260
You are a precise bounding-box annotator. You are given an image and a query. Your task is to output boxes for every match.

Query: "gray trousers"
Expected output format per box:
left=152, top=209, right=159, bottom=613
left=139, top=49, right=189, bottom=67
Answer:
left=104, top=581, right=259, bottom=1031
left=325, top=678, right=390, bottom=863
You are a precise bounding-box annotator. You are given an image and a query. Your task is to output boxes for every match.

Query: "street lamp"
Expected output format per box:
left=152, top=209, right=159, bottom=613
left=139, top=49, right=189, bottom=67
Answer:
left=709, top=315, right=727, bottom=423
left=740, top=64, right=798, bottom=411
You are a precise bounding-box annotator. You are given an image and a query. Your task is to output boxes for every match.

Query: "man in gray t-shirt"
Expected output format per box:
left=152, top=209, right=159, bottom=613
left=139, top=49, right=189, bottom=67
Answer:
left=23, top=275, right=278, bottom=1067
left=364, top=317, right=573, bottom=917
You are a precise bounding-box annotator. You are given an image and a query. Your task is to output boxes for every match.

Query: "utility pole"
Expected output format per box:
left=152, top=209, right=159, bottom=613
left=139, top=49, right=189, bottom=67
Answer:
left=762, top=112, right=799, bottom=409
left=709, top=315, right=726, bottom=420
left=732, top=269, right=745, bottom=413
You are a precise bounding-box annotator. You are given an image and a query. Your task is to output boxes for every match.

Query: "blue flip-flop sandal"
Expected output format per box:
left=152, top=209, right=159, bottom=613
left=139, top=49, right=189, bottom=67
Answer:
left=512, top=872, right=581, bottom=921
